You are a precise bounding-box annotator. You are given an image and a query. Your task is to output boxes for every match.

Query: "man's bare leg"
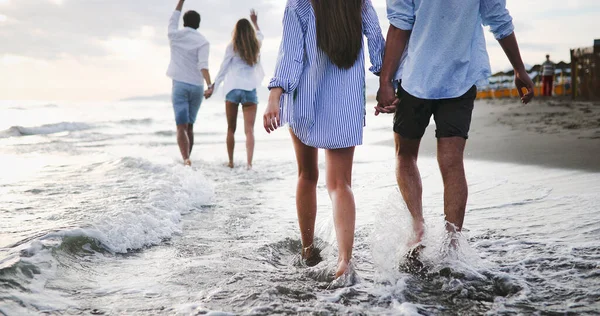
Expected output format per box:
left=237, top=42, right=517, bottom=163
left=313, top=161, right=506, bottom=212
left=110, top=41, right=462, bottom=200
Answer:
left=395, top=133, right=425, bottom=247
left=437, top=137, right=468, bottom=233
left=188, top=124, right=194, bottom=155
left=177, top=123, right=191, bottom=165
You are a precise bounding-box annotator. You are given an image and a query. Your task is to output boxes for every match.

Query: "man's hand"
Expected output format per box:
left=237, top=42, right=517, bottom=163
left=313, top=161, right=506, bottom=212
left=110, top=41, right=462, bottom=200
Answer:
left=497, top=33, right=534, bottom=104
left=375, top=81, right=399, bottom=116
left=515, top=68, right=534, bottom=104
left=204, top=86, right=214, bottom=99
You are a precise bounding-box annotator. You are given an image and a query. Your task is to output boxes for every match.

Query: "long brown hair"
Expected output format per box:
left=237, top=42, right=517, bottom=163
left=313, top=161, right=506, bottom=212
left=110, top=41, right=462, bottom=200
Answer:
left=233, top=19, right=260, bottom=66
left=311, top=0, right=363, bottom=69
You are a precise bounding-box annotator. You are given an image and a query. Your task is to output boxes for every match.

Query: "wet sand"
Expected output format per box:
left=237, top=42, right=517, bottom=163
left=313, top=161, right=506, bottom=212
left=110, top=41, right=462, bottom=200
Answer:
left=377, top=98, right=600, bottom=172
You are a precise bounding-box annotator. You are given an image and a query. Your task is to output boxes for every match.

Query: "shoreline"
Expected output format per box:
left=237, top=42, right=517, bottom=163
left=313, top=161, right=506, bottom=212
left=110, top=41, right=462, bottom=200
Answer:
left=375, top=98, right=600, bottom=172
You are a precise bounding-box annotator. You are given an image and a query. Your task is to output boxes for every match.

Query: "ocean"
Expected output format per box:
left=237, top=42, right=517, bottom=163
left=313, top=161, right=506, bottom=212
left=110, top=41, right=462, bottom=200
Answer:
left=0, top=99, right=599, bottom=315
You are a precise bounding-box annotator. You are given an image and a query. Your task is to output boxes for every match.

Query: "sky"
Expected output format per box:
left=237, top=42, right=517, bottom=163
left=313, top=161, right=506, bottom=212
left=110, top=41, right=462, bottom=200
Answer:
left=0, top=0, right=599, bottom=102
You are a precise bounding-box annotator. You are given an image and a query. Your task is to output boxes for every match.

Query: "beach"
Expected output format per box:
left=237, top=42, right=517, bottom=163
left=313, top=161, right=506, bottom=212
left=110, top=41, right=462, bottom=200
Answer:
left=376, top=98, right=600, bottom=172
left=0, top=98, right=599, bottom=315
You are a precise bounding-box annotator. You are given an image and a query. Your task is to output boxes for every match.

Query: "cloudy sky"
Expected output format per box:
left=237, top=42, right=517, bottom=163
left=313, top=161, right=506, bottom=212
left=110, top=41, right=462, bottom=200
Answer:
left=0, top=0, right=598, bottom=102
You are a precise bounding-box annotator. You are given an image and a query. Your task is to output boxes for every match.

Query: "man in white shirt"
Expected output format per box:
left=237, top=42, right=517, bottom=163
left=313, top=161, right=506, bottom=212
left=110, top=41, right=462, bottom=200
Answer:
left=167, top=0, right=213, bottom=166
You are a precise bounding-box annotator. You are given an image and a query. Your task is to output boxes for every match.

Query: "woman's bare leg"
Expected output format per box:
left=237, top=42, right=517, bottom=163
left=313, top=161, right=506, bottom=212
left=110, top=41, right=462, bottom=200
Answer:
left=325, top=147, right=356, bottom=278
left=290, top=131, right=319, bottom=259
left=225, top=101, right=238, bottom=168
left=241, top=103, right=257, bottom=169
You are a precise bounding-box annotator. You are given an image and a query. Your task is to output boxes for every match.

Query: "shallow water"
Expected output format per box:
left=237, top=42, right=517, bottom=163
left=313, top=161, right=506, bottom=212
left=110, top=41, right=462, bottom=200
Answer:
left=0, top=99, right=599, bottom=315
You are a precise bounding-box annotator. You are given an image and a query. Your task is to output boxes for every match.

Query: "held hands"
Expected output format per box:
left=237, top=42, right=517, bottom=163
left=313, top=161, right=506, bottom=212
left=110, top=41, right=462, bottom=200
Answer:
left=204, top=85, right=214, bottom=99
left=515, top=69, right=535, bottom=104
left=375, top=82, right=399, bottom=116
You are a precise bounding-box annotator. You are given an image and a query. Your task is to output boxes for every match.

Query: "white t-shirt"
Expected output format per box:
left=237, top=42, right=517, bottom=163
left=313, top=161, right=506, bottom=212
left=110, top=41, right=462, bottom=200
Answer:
left=213, top=31, right=265, bottom=95
left=166, top=11, right=210, bottom=87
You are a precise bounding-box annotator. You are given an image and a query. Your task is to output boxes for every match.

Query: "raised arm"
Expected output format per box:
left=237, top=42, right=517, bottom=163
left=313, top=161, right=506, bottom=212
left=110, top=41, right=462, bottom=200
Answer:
left=168, top=0, right=185, bottom=37
left=376, top=0, right=414, bottom=114
left=481, top=0, right=534, bottom=103
left=175, top=0, right=184, bottom=12
left=250, top=9, right=260, bottom=31
left=362, top=0, right=385, bottom=76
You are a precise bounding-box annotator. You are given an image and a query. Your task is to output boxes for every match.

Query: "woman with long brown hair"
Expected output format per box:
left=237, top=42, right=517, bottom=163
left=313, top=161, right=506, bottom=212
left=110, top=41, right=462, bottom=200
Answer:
left=208, top=10, right=264, bottom=169
left=263, top=0, right=384, bottom=279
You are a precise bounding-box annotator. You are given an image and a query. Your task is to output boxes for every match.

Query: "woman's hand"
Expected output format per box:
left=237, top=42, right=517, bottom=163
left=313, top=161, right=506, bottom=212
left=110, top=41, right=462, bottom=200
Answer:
left=263, top=88, right=283, bottom=133
left=250, top=9, right=259, bottom=29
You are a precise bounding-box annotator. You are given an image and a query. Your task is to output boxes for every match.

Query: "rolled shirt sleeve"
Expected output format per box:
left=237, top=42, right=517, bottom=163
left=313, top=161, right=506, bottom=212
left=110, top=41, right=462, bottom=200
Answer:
left=387, top=0, right=415, bottom=31
left=363, top=0, right=385, bottom=75
left=480, top=0, right=514, bottom=40
left=197, top=42, right=210, bottom=70
left=268, top=2, right=305, bottom=93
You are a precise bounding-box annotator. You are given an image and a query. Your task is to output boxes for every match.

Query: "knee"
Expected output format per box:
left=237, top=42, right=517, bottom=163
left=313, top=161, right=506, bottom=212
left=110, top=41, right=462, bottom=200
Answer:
left=298, top=167, right=319, bottom=187
left=227, top=123, right=237, bottom=134
left=177, top=124, right=189, bottom=132
left=438, top=153, right=464, bottom=175
left=396, top=149, right=418, bottom=169
left=326, top=174, right=351, bottom=194
left=395, top=144, right=419, bottom=165
left=244, top=126, right=254, bottom=137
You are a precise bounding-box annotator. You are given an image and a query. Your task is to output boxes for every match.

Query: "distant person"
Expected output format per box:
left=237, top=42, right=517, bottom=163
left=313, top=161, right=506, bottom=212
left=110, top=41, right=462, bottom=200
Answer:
left=264, top=0, right=385, bottom=278
left=166, top=0, right=213, bottom=166
left=542, top=54, right=556, bottom=97
left=208, top=10, right=264, bottom=169
left=376, top=0, right=534, bottom=254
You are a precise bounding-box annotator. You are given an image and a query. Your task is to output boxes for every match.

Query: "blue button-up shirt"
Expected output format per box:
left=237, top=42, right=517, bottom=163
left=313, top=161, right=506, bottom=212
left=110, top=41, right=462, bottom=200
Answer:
left=388, top=0, right=514, bottom=99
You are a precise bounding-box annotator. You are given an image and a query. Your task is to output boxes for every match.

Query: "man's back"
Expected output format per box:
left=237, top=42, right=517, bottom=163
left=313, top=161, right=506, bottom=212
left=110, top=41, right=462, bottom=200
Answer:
left=167, top=11, right=210, bottom=87
left=388, top=0, right=514, bottom=99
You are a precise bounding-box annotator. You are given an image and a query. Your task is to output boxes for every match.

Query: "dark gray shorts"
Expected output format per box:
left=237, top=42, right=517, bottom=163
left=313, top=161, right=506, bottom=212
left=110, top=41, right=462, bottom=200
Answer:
left=393, top=84, right=477, bottom=139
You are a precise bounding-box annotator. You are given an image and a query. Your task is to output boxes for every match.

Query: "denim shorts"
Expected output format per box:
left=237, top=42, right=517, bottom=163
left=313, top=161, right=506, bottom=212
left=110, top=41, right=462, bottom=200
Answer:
left=172, top=80, right=204, bottom=125
left=225, top=89, right=258, bottom=105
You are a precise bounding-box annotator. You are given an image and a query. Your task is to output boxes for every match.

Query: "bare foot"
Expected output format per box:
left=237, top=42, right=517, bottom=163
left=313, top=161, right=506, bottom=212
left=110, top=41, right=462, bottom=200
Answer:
left=227, top=162, right=234, bottom=169
left=335, top=259, right=350, bottom=278
left=408, top=219, right=425, bottom=248
left=401, top=244, right=427, bottom=275
left=246, top=164, right=252, bottom=170
left=184, top=159, right=192, bottom=167
left=302, top=244, right=322, bottom=267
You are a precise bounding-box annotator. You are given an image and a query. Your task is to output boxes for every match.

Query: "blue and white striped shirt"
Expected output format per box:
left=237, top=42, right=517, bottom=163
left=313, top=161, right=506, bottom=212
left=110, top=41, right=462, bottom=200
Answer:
left=388, top=0, right=515, bottom=99
left=269, top=0, right=385, bottom=149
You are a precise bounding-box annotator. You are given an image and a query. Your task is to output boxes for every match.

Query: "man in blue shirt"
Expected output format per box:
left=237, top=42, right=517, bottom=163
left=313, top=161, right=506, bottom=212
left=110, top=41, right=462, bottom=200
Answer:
left=376, top=0, right=534, bottom=251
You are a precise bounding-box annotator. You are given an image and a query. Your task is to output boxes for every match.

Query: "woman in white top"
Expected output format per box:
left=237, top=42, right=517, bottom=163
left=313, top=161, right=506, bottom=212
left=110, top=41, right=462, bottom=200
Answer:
left=207, top=10, right=264, bottom=169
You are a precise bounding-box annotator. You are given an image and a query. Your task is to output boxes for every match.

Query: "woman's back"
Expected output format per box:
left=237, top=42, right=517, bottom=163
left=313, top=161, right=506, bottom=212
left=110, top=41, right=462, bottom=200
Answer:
left=269, top=0, right=385, bottom=149
left=213, top=22, right=265, bottom=96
